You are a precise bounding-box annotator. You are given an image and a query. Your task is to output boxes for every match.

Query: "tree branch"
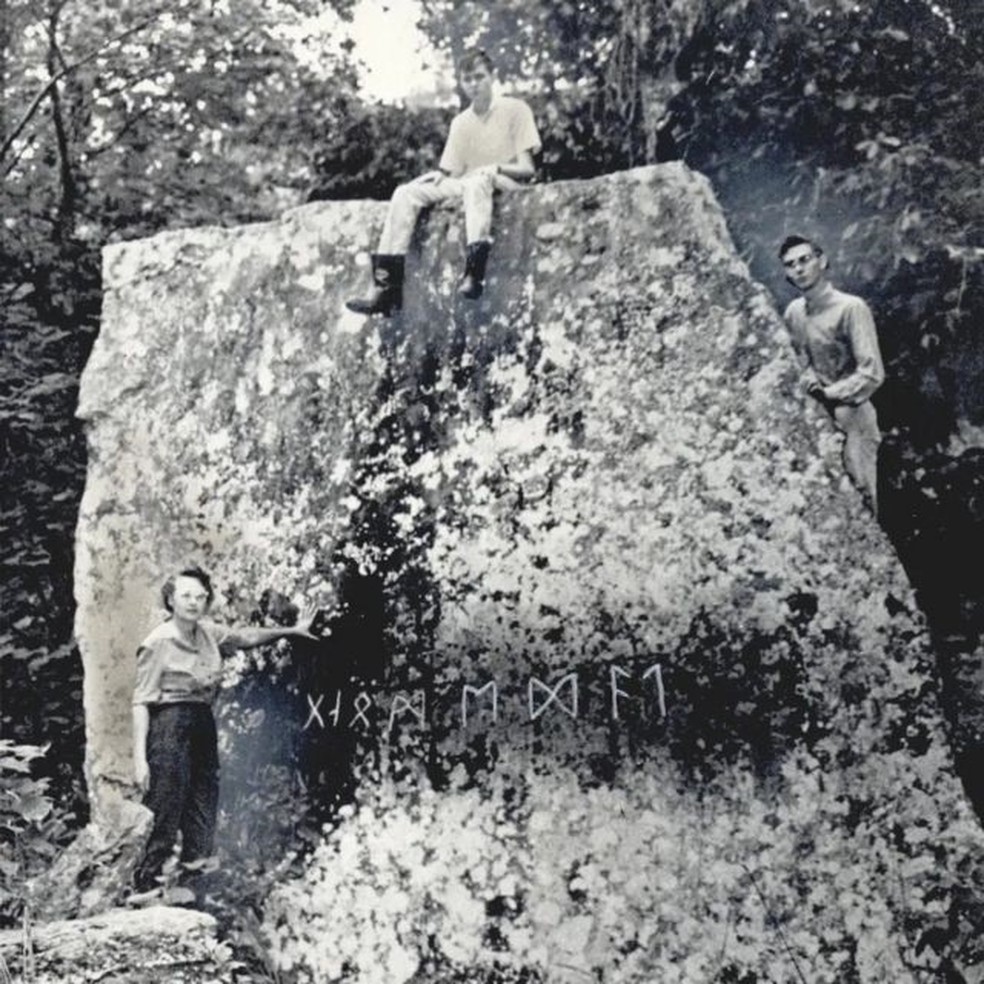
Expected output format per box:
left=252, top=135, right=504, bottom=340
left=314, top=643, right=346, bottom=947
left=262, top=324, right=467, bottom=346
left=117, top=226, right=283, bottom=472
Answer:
left=2, top=130, right=35, bottom=179
left=0, top=14, right=158, bottom=165
left=83, top=105, right=155, bottom=157
left=46, top=3, right=78, bottom=240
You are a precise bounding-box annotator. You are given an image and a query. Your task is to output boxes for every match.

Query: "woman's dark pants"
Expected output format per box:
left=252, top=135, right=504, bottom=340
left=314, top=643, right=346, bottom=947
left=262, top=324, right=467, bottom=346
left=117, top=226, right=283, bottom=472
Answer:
left=134, top=702, right=218, bottom=892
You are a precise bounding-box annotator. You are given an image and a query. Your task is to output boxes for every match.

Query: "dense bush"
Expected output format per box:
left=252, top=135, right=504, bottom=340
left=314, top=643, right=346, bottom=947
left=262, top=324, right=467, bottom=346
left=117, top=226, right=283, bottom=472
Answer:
left=0, top=741, right=79, bottom=928
left=0, top=235, right=97, bottom=811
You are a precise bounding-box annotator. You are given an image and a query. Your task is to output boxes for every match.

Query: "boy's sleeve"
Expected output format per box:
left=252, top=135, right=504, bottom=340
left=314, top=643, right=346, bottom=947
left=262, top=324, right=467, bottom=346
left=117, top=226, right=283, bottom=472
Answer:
left=512, top=101, right=542, bottom=156
left=438, top=117, right=465, bottom=177
left=132, top=637, right=162, bottom=705
left=823, top=299, right=884, bottom=404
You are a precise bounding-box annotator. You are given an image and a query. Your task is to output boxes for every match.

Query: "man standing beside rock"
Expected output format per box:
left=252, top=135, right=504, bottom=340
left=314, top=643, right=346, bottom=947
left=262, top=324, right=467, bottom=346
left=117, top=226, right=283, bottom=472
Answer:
left=780, top=235, right=885, bottom=514
left=346, top=48, right=541, bottom=316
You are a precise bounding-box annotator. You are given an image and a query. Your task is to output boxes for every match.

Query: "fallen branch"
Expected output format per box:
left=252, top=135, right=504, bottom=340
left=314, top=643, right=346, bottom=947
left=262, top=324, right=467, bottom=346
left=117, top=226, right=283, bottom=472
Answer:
left=741, top=861, right=809, bottom=984
left=88, top=956, right=213, bottom=982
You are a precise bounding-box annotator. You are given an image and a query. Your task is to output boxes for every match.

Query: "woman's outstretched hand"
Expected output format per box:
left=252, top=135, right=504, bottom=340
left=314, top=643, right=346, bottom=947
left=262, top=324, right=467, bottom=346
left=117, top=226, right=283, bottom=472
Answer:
left=294, top=606, right=328, bottom=641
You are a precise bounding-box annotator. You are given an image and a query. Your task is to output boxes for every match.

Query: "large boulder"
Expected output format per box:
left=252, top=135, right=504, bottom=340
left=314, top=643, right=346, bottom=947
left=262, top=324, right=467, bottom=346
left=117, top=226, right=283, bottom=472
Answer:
left=75, top=164, right=984, bottom=981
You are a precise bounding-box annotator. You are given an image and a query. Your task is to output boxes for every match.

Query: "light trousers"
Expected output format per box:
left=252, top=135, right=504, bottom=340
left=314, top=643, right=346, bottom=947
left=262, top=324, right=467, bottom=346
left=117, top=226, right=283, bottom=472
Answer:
left=832, top=400, right=881, bottom=512
left=377, top=170, right=499, bottom=254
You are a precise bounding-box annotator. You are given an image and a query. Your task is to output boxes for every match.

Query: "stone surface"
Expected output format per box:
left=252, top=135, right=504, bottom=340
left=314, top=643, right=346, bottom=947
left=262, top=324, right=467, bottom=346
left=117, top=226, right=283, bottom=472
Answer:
left=76, top=163, right=984, bottom=982
left=0, top=905, right=225, bottom=983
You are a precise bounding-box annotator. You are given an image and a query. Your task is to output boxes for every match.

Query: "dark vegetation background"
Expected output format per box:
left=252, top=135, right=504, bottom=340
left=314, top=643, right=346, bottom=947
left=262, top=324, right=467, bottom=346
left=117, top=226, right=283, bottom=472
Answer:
left=1, top=0, right=982, bottom=936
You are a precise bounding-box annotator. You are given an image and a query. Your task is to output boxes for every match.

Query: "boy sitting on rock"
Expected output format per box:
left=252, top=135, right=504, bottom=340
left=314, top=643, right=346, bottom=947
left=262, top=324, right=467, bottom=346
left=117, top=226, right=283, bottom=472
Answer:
left=346, top=48, right=541, bottom=316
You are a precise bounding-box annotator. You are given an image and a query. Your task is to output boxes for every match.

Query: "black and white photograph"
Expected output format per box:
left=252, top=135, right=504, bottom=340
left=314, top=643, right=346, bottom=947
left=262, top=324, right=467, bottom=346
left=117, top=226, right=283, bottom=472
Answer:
left=2, top=1, right=983, bottom=981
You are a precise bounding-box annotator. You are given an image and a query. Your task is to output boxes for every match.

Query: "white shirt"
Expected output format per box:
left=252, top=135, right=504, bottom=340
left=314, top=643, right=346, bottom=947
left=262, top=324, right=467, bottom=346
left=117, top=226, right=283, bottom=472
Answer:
left=784, top=288, right=885, bottom=405
left=132, top=619, right=229, bottom=705
left=439, top=95, right=541, bottom=177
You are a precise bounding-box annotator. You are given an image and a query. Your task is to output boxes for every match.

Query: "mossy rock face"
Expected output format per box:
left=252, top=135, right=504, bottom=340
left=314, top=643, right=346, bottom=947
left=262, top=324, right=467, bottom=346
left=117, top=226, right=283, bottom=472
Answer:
left=77, top=164, right=984, bottom=982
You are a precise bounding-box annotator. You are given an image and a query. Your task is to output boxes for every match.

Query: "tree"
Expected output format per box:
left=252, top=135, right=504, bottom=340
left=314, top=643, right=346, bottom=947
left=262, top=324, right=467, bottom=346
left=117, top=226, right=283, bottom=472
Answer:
left=416, top=0, right=697, bottom=171
left=0, top=0, right=360, bottom=800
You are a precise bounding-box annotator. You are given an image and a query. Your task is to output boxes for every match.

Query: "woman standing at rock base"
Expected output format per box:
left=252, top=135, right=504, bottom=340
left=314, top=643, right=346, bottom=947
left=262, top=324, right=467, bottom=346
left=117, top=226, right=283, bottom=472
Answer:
left=130, top=565, right=319, bottom=902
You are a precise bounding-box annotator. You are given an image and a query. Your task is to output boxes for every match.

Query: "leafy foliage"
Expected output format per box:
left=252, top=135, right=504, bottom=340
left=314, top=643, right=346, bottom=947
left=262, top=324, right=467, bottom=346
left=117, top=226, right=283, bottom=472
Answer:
left=0, top=741, right=78, bottom=927
left=670, top=0, right=984, bottom=273
left=1, top=0, right=358, bottom=807
left=310, top=100, right=453, bottom=200
left=0, top=235, right=95, bottom=811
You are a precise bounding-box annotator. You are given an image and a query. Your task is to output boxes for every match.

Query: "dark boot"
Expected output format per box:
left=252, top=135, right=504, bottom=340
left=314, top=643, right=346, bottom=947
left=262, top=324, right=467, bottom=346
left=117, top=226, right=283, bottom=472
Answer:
left=346, top=254, right=405, bottom=315
left=458, top=240, right=492, bottom=300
